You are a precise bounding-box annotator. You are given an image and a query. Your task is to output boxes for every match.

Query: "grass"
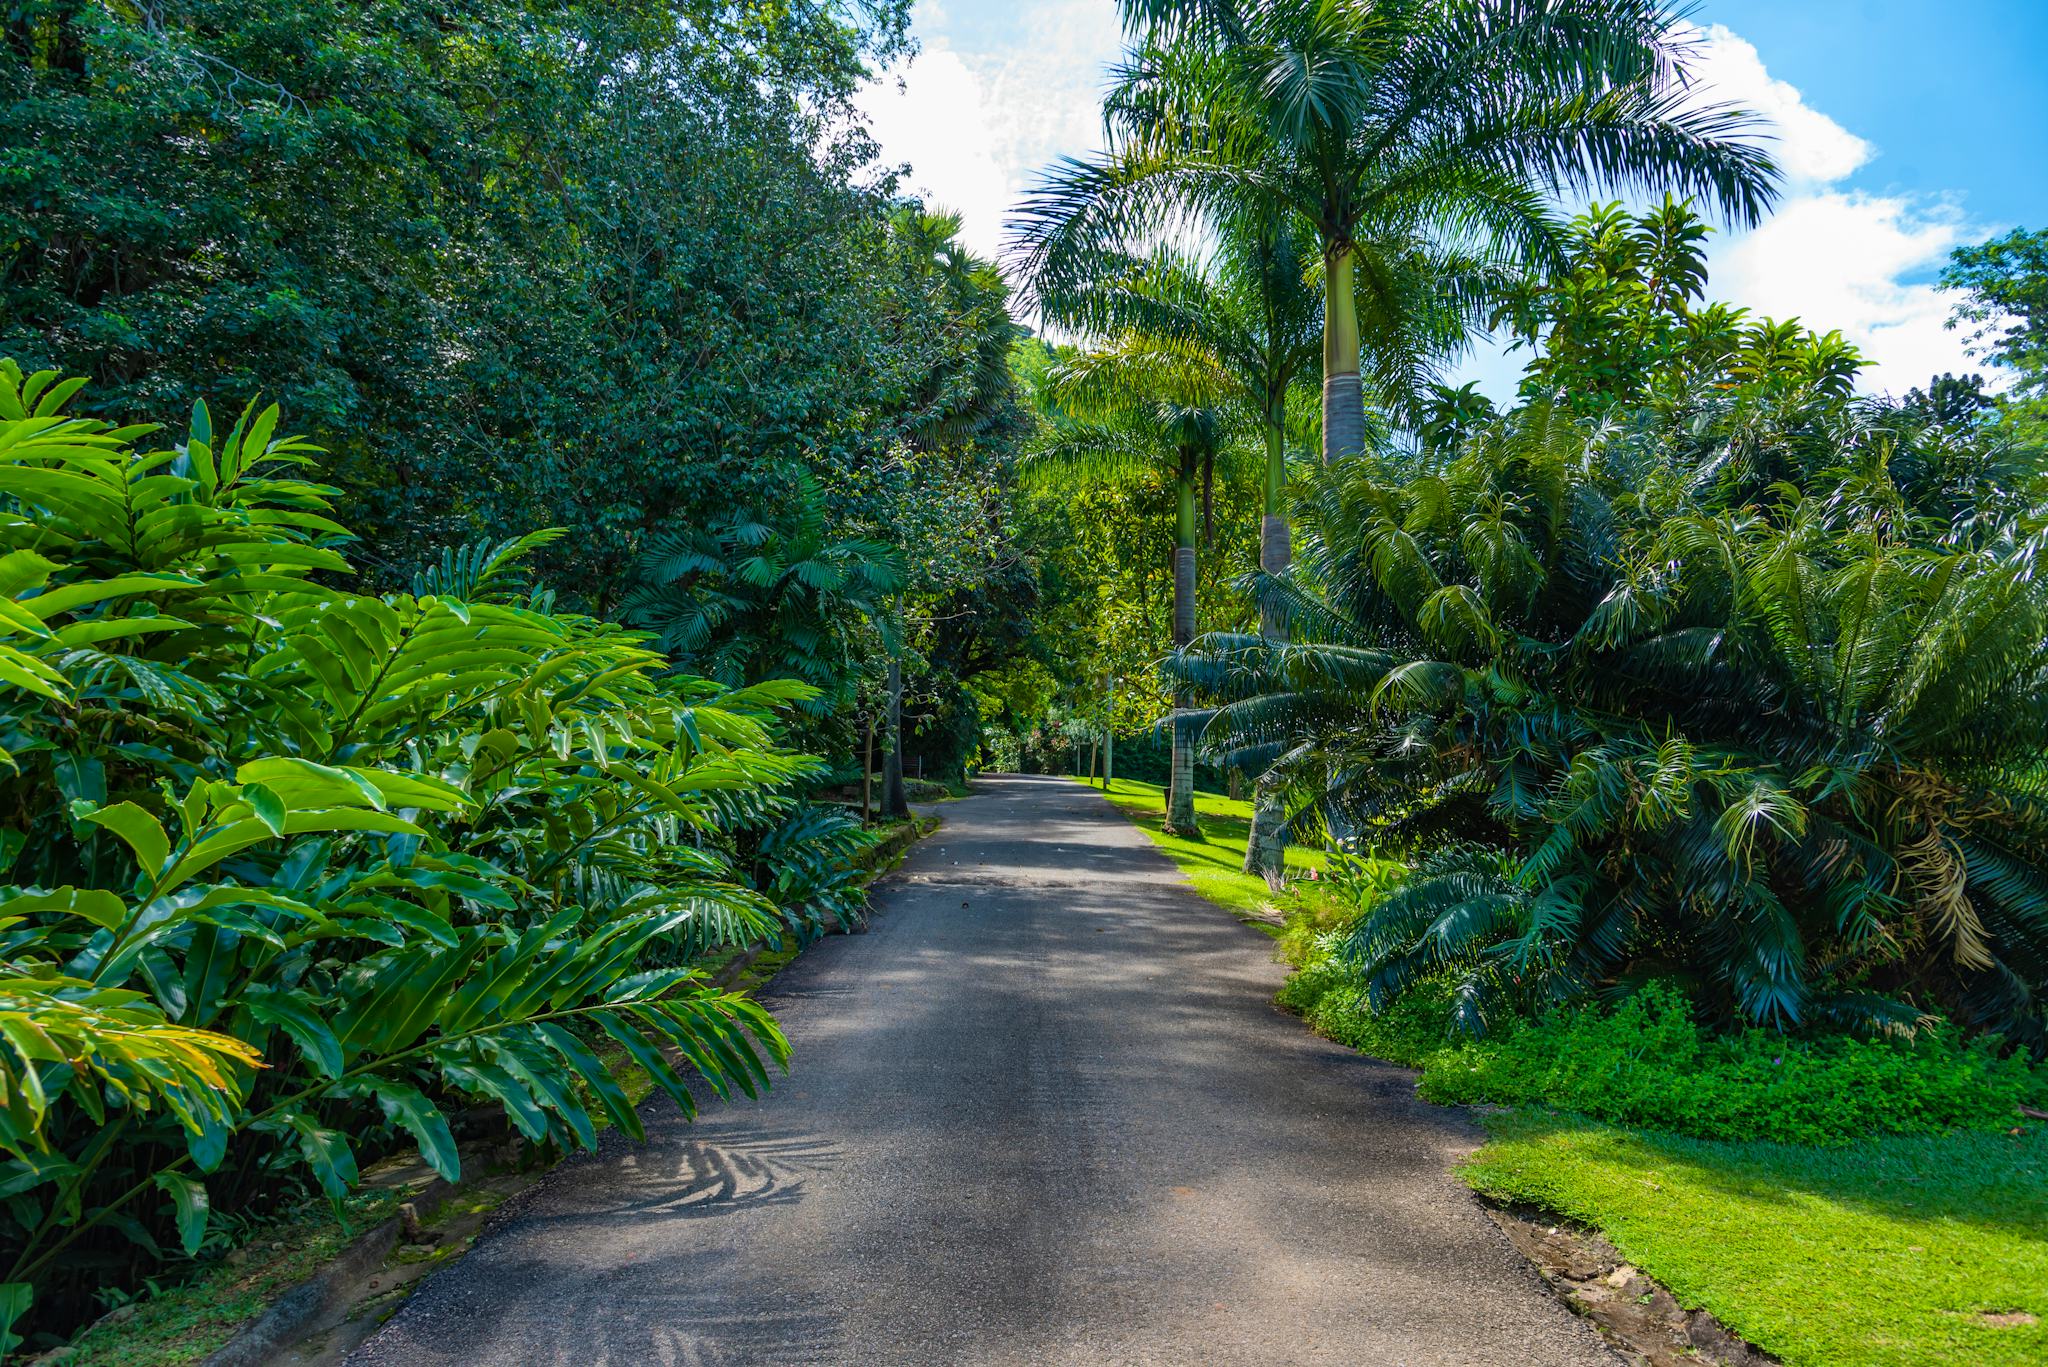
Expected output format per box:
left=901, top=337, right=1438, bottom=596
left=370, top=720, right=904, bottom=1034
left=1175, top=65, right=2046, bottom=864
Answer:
left=1086, top=776, right=1331, bottom=919
left=1466, top=1111, right=2048, bottom=1367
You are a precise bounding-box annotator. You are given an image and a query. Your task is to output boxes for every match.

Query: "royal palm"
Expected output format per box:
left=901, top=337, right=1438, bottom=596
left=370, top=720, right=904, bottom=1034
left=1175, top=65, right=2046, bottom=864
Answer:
left=1014, top=0, right=1778, bottom=464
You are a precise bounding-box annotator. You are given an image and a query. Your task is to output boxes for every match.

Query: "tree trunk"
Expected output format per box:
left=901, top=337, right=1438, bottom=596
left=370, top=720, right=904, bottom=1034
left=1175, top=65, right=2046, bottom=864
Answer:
left=882, top=652, right=909, bottom=819
left=1322, top=244, right=1363, bottom=466
left=1166, top=465, right=1200, bottom=839
left=1245, top=402, right=1291, bottom=888
left=1103, top=679, right=1114, bottom=792
left=863, top=717, right=874, bottom=826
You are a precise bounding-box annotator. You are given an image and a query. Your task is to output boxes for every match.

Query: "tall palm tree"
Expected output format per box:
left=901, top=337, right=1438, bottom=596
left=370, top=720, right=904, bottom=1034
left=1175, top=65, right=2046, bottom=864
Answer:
left=1029, top=347, right=1237, bottom=837
left=1013, top=0, right=1778, bottom=465
left=1033, top=216, right=1349, bottom=878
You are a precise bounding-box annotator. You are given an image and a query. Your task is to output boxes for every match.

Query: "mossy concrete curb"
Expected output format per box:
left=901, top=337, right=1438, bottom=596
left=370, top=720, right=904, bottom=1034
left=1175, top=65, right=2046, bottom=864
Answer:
left=199, top=1175, right=453, bottom=1367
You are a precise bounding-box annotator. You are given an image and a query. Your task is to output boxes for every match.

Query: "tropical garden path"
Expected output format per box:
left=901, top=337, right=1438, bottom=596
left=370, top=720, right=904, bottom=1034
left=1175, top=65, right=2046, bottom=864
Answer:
left=348, top=775, right=1615, bottom=1366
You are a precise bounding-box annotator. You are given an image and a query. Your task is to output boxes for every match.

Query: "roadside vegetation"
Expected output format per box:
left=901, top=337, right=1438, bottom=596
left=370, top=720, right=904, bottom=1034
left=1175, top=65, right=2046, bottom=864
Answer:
left=1040, top=5, right=2048, bottom=1363
left=8, top=0, right=2048, bottom=1361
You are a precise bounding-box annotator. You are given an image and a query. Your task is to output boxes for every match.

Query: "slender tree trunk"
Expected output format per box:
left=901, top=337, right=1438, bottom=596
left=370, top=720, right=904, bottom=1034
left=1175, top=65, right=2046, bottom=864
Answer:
left=882, top=642, right=909, bottom=819
left=863, top=717, right=874, bottom=826
left=1103, top=676, right=1114, bottom=792
left=1245, top=400, right=1292, bottom=887
left=1322, top=244, right=1363, bottom=466
left=1166, top=463, right=1200, bottom=838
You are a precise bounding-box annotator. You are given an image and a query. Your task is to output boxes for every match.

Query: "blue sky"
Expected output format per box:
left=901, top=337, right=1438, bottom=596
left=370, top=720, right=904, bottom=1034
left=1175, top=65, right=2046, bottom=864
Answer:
left=855, top=0, right=2046, bottom=395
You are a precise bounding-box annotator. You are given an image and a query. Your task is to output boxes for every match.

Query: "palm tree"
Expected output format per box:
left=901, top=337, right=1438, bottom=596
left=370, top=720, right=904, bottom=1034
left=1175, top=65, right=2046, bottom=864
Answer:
left=1013, top=0, right=1778, bottom=465
left=1032, top=216, right=1343, bottom=878
left=1029, top=345, right=1238, bottom=837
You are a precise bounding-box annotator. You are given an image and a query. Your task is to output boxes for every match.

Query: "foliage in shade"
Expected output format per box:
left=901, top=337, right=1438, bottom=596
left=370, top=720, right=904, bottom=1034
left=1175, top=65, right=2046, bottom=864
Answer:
left=0, top=364, right=855, bottom=1345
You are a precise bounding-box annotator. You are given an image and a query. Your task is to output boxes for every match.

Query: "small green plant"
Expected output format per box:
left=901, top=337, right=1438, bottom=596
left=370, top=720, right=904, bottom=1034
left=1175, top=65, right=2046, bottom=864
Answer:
left=1282, top=916, right=2043, bottom=1145
left=1417, top=985, right=2042, bottom=1146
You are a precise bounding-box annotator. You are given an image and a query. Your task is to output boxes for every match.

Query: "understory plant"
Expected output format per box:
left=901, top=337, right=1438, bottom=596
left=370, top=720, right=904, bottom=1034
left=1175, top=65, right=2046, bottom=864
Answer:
left=0, top=365, right=843, bottom=1346
left=1185, top=389, right=2048, bottom=1049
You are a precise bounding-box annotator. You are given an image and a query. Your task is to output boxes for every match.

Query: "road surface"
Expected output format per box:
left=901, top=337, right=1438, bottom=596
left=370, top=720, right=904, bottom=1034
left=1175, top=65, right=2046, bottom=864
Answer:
left=349, top=774, right=1613, bottom=1366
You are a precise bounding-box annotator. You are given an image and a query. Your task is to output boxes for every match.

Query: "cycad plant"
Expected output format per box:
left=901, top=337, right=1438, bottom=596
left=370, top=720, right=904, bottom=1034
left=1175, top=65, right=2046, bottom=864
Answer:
left=1178, top=391, right=2048, bottom=1049
left=1015, top=0, right=1778, bottom=465
left=626, top=473, right=905, bottom=713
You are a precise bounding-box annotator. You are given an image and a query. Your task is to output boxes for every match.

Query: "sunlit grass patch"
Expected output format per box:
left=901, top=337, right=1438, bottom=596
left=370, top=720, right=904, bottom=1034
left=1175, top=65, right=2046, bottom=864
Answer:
left=1088, top=776, right=1330, bottom=919
left=1466, top=1111, right=2048, bottom=1367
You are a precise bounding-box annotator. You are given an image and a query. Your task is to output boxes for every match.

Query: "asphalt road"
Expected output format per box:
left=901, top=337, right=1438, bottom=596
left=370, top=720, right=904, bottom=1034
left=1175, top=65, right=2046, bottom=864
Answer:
left=349, top=775, right=1614, bottom=1366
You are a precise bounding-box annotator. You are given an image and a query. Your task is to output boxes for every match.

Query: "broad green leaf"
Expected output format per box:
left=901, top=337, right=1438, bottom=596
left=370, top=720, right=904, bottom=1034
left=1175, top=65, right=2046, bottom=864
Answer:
left=357, top=1076, right=459, bottom=1182
left=242, top=984, right=344, bottom=1079
left=155, top=1172, right=209, bottom=1255
left=285, top=1115, right=357, bottom=1200
left=0, top=885, right=127, bottom=930
left=82, top=803, right=171, bottom=880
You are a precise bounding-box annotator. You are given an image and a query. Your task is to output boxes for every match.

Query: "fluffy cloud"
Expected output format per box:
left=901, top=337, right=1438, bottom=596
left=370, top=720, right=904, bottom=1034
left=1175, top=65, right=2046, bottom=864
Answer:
left=1686, top=24, right=1980, bottom=392
left=854, top=0, right=1121, bottom=261
left=854, top=48, right=1011, bottom=253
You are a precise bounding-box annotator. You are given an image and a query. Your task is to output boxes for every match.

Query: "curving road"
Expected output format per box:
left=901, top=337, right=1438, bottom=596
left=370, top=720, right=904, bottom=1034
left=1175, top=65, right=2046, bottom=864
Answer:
left=349, top=775, right=1614, bottom=1366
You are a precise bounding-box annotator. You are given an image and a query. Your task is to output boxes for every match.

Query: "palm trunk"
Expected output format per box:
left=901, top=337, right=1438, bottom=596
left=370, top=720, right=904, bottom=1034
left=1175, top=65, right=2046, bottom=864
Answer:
left=1166, top=462, right=1200, bottom=839
left=1322, top=244, right=1363, bottom=465
left=1103, top=677, right=1114, bottom=791
left=1245, top=400, right=1291, bottom=887
left=882, top=621, right=909, bottom=818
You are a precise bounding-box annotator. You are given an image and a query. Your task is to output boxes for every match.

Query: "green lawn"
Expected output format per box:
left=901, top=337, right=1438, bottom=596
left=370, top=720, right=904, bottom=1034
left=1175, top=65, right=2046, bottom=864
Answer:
left=1466, top=1111, right=2048, bottom=1367
left=1084, top=777, right=1328, bottom=918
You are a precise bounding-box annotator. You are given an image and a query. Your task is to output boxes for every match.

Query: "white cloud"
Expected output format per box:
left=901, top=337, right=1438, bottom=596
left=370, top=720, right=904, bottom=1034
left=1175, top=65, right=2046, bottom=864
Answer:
left=1686, top=23, right=1981, bottom=393
left=1683, top=26, right=1871, bottom=188
left=854, top=0, right=1122, bottom=261
left=1713, top=191, right=1975, bottom=386
left=854, top=49, right=1011, bottom=254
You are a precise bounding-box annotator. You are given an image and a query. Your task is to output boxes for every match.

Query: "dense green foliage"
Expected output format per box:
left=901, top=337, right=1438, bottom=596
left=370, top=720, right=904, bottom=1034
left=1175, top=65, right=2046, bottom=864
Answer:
left=1285, top=953, right=2040, bottom=1146
left=1943, top=227, right=2048, bottom=442
left=1495, top=199, right=1865, bottom=412
left=1191, top=383, right=2048, bottom=1045
left=0, top=367, right=869, bottom=1345
left=1, top=2, right=1054, bottom=769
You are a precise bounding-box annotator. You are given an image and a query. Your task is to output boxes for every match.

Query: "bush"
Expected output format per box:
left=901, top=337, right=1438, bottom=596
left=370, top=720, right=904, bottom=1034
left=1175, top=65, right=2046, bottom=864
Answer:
left=1186, top=392, right=2048, bottom=1049
left=0, top=366, right=816, bottom=1346
left=1417, top=985, right=2044, bottom=1146
left=1283, top=919, right=2044, bottom=1145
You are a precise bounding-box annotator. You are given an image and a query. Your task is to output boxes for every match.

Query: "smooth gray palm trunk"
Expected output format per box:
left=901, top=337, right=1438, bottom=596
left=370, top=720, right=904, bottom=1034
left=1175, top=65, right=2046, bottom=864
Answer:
left=1322, top=372, right=1365, bottom=465
left=1244, top=509, right=1291, bottom=887
left=1166, top=541, right=1199, bottom=837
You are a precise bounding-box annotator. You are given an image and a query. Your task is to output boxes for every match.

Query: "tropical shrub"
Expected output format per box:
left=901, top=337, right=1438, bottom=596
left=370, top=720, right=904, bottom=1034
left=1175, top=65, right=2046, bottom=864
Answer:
left=1185, top=390, right=2048, bottom=1049
left=0, top=365, right=820, bottom=1345
left=1417, top=985, right=2044, bottom=1145
left=1282, top=948, right=2042, bottom=1145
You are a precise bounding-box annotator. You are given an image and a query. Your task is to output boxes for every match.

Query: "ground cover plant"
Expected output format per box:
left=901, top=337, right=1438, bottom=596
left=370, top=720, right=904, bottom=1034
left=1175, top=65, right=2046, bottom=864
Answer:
left=0, top=366, right=864, bottom=1350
